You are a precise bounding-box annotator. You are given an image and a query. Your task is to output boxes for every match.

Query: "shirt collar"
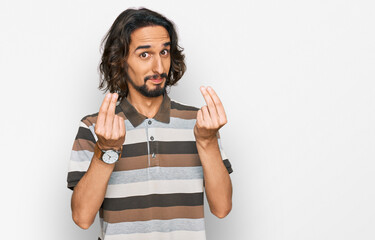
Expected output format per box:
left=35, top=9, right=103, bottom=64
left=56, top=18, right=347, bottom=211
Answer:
left=118, top=92, right=171, bottom=127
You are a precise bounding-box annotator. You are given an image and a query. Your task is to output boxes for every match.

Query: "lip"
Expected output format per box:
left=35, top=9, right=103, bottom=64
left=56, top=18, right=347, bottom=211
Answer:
left=150, top=78, right=163, bottom=84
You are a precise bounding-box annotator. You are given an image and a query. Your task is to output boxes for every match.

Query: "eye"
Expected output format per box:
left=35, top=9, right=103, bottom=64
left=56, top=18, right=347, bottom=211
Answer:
left=161, top=49, right=169, bottom=56
left=139, top=52, right=149, bottom=59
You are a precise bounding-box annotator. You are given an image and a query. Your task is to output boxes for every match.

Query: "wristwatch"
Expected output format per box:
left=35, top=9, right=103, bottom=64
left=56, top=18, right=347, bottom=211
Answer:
left=94, top=143, right=122, bottom=164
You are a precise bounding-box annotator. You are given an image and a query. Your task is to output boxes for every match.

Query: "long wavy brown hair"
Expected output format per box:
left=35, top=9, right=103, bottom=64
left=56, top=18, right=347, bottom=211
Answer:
left=98, top=8, right=186, bottom=102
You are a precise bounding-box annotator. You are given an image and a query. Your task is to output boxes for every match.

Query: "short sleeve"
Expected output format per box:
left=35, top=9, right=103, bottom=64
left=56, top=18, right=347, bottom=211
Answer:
left=217, top=131, right=233, bottom=174
left=67, top=119, right=97, bottom=190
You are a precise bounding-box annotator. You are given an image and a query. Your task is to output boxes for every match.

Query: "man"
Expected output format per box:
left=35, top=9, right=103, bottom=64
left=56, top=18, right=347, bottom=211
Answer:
left=67, top=7, right=233, bottom=240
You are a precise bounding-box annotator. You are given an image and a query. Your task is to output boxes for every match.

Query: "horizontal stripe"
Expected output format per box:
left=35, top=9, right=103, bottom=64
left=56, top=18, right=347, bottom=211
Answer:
left=68, top=158, right=91, bottom=172
left=75, top=126, right=96, bottom=143
left=70, top=149, right=93, bottom=162
left=102, top=230, right=206, bottom=240
left=171, top=100, right=200, bottom=111
left=170, top=109, right=197, bottom=120
left=67, top=159, right=230, bottom=190
left=71, top=136, right=216, bottom=155
left=157, top=141, right=198, bottom=154
left=223, top=159, right=233, bottom=174
left=92, top=117, right=196, bottom=132
left=122, top=128, right=195, bottom=145
left=103, top=205, right=204, bottom=223
left=69, top=149, right=223, bottom=172
left=146, top=117, right=196, bottom=129
left=122, top=142, right=148, bottom=157
left=89, top=127, right=195, bottom=145
left=105, top=179, right=204, bottom=198
left=113, top=153, right=201, bottom=171
left=72, top=138, right=95, bottom=151
left=124, top=128, right=147, bottom=144
left=103, top=217, right=205, bottom=235
left=68, top=152, right=225, bottom=173
left=113, top=155, right=149, bottom=171
left=120, top=141, right=198, bottom=158
left=67, top=171, right=85, bottom=190
left=103, top=192, right=203, bottom=211
left=151, top=128, right=194, bottom=141
left=108, top=166, right=203, bottom=185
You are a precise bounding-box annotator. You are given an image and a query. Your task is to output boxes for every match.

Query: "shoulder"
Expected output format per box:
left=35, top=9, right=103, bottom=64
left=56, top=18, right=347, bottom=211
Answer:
left=169, top=98, right=200, bottom=120
left=79, top=112, right=98, bottom=128
left=170, top=98, right=200, bottom=111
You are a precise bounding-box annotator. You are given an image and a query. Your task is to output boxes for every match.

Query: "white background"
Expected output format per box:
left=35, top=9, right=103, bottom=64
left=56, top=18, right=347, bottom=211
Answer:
left=1, top=0, right=374, bottom=239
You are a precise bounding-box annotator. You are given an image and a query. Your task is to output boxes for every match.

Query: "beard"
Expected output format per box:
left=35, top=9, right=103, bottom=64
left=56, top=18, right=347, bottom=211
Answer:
left=126, top=74, right=167, bottom=98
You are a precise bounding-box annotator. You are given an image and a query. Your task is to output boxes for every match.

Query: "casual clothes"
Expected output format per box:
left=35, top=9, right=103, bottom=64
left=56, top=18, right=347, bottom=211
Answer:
left=67, top=93, right=233, bottom=240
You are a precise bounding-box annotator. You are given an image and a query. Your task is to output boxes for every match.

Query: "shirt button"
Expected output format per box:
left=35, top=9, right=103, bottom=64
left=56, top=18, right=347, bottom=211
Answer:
left=150, top=136, right=154, bottom=141
left=152, top=153, right=156, bottom=158
left=148, top=120, right=152, bottom=125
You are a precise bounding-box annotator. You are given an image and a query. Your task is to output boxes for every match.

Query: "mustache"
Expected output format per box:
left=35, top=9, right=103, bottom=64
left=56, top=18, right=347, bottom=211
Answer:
left=144, top=73, right=168, bottom=82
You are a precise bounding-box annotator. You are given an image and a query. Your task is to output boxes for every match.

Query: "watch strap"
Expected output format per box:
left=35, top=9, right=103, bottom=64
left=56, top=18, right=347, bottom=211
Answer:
left=94, top=143, right=122, bottom=161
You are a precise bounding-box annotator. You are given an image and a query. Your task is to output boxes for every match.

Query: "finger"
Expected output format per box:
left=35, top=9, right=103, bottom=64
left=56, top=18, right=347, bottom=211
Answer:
left=105, top=93, right=118, bottom=135
left=112, top=115, right=120, bottom=139
left=206, top=86, right=227, bottom=125
left=196, top=109, right=204, bottom=124
left=201, top=105, right=210, bottom=124
left=97, top=93, right=112, bottom=130
left=200, top=86, right=219, bottom=124
left=119, top=116, right=125, bottom=137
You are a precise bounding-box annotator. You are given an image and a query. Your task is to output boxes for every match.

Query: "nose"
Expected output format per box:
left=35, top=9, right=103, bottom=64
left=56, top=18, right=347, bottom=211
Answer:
left=152, top=55, right=164, bottom=75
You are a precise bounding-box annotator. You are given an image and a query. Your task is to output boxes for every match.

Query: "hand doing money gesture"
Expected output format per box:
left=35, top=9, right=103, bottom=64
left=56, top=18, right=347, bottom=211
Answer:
left=94, top=93, right=126, bottom=151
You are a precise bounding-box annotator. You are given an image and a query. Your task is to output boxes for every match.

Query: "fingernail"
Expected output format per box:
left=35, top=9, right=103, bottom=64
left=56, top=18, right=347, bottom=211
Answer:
left=107, top=93, right=112, bottom=99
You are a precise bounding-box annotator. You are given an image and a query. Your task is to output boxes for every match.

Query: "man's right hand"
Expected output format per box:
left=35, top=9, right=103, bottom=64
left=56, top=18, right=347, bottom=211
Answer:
left=71, top=92, right=126, bottom=229
left=94, top=93, right=126, bottom=151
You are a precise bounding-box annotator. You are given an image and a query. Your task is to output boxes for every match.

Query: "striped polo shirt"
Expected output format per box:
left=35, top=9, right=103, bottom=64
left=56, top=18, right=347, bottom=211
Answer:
left=67, top=92, right=233, bottom=240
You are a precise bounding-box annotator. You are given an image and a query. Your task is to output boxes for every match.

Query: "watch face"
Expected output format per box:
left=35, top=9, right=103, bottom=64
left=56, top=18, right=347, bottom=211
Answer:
left=102, top=150, right=119, bottom=164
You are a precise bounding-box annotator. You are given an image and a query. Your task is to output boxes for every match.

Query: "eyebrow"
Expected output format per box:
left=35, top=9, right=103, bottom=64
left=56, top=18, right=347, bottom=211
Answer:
left=134, top=41, right=171, bottom=52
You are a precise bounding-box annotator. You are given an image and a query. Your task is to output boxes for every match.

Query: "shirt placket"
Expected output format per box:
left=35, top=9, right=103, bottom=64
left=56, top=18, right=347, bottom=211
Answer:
left=145, top=118, right=159, bottom=168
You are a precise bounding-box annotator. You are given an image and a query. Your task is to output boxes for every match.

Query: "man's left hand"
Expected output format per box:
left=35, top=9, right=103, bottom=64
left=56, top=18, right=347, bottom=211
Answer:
left=194, top=86, right=227, bottom=143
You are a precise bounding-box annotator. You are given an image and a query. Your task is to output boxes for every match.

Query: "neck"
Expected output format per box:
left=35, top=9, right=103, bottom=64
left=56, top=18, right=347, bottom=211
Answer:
left=126, top=90, right=164, bottom=119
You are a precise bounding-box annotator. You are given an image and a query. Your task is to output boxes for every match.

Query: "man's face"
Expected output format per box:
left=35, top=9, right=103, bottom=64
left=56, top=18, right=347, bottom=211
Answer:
left=125, top=25, right=171, bottom=98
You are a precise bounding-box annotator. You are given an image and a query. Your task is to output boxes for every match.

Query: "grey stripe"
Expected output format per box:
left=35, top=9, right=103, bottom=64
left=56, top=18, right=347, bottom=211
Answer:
left=108, top=166, right=203, bottom=185
left=92, top=118, right=195, bottom=133
left=70, top=150, right=93, bottom=162
left=103, top=218, right=205, bottom=235
left=121, top=118, right=196, bottom=131
left=152, top=117, right=196, bottom=129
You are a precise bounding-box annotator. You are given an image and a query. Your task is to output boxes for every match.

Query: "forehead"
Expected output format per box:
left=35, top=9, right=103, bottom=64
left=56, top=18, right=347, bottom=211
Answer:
left=129, top=25, right=170, bottom=48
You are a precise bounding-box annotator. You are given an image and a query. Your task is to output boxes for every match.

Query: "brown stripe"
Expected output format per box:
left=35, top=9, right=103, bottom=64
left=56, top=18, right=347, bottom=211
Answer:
left=99, top=208, right=103, bottom=218
left=114, top=154, right=201, bottom=171
left=114, top=155, right=148, bottom=171
left=72, top=138, right=95, bottom=151
left=160, top=154, right=201, bottom=167
left=170, top=109, right=197, bottom=119
left=82, top=115, right=97, bottom=127
left=102, top=205, right=204, bottom=223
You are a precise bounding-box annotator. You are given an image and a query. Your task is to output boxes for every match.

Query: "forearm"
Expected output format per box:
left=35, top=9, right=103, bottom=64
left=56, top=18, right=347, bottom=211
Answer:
left=196, top=138, right=232, bottom=218
left=71, top=152, right=114, bottom=229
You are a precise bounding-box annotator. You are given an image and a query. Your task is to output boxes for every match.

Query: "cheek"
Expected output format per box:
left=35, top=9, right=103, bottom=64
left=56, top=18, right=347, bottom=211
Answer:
left=127, top=59, right=149, bottom=79
left=163, top=58, right=171, bottom=72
